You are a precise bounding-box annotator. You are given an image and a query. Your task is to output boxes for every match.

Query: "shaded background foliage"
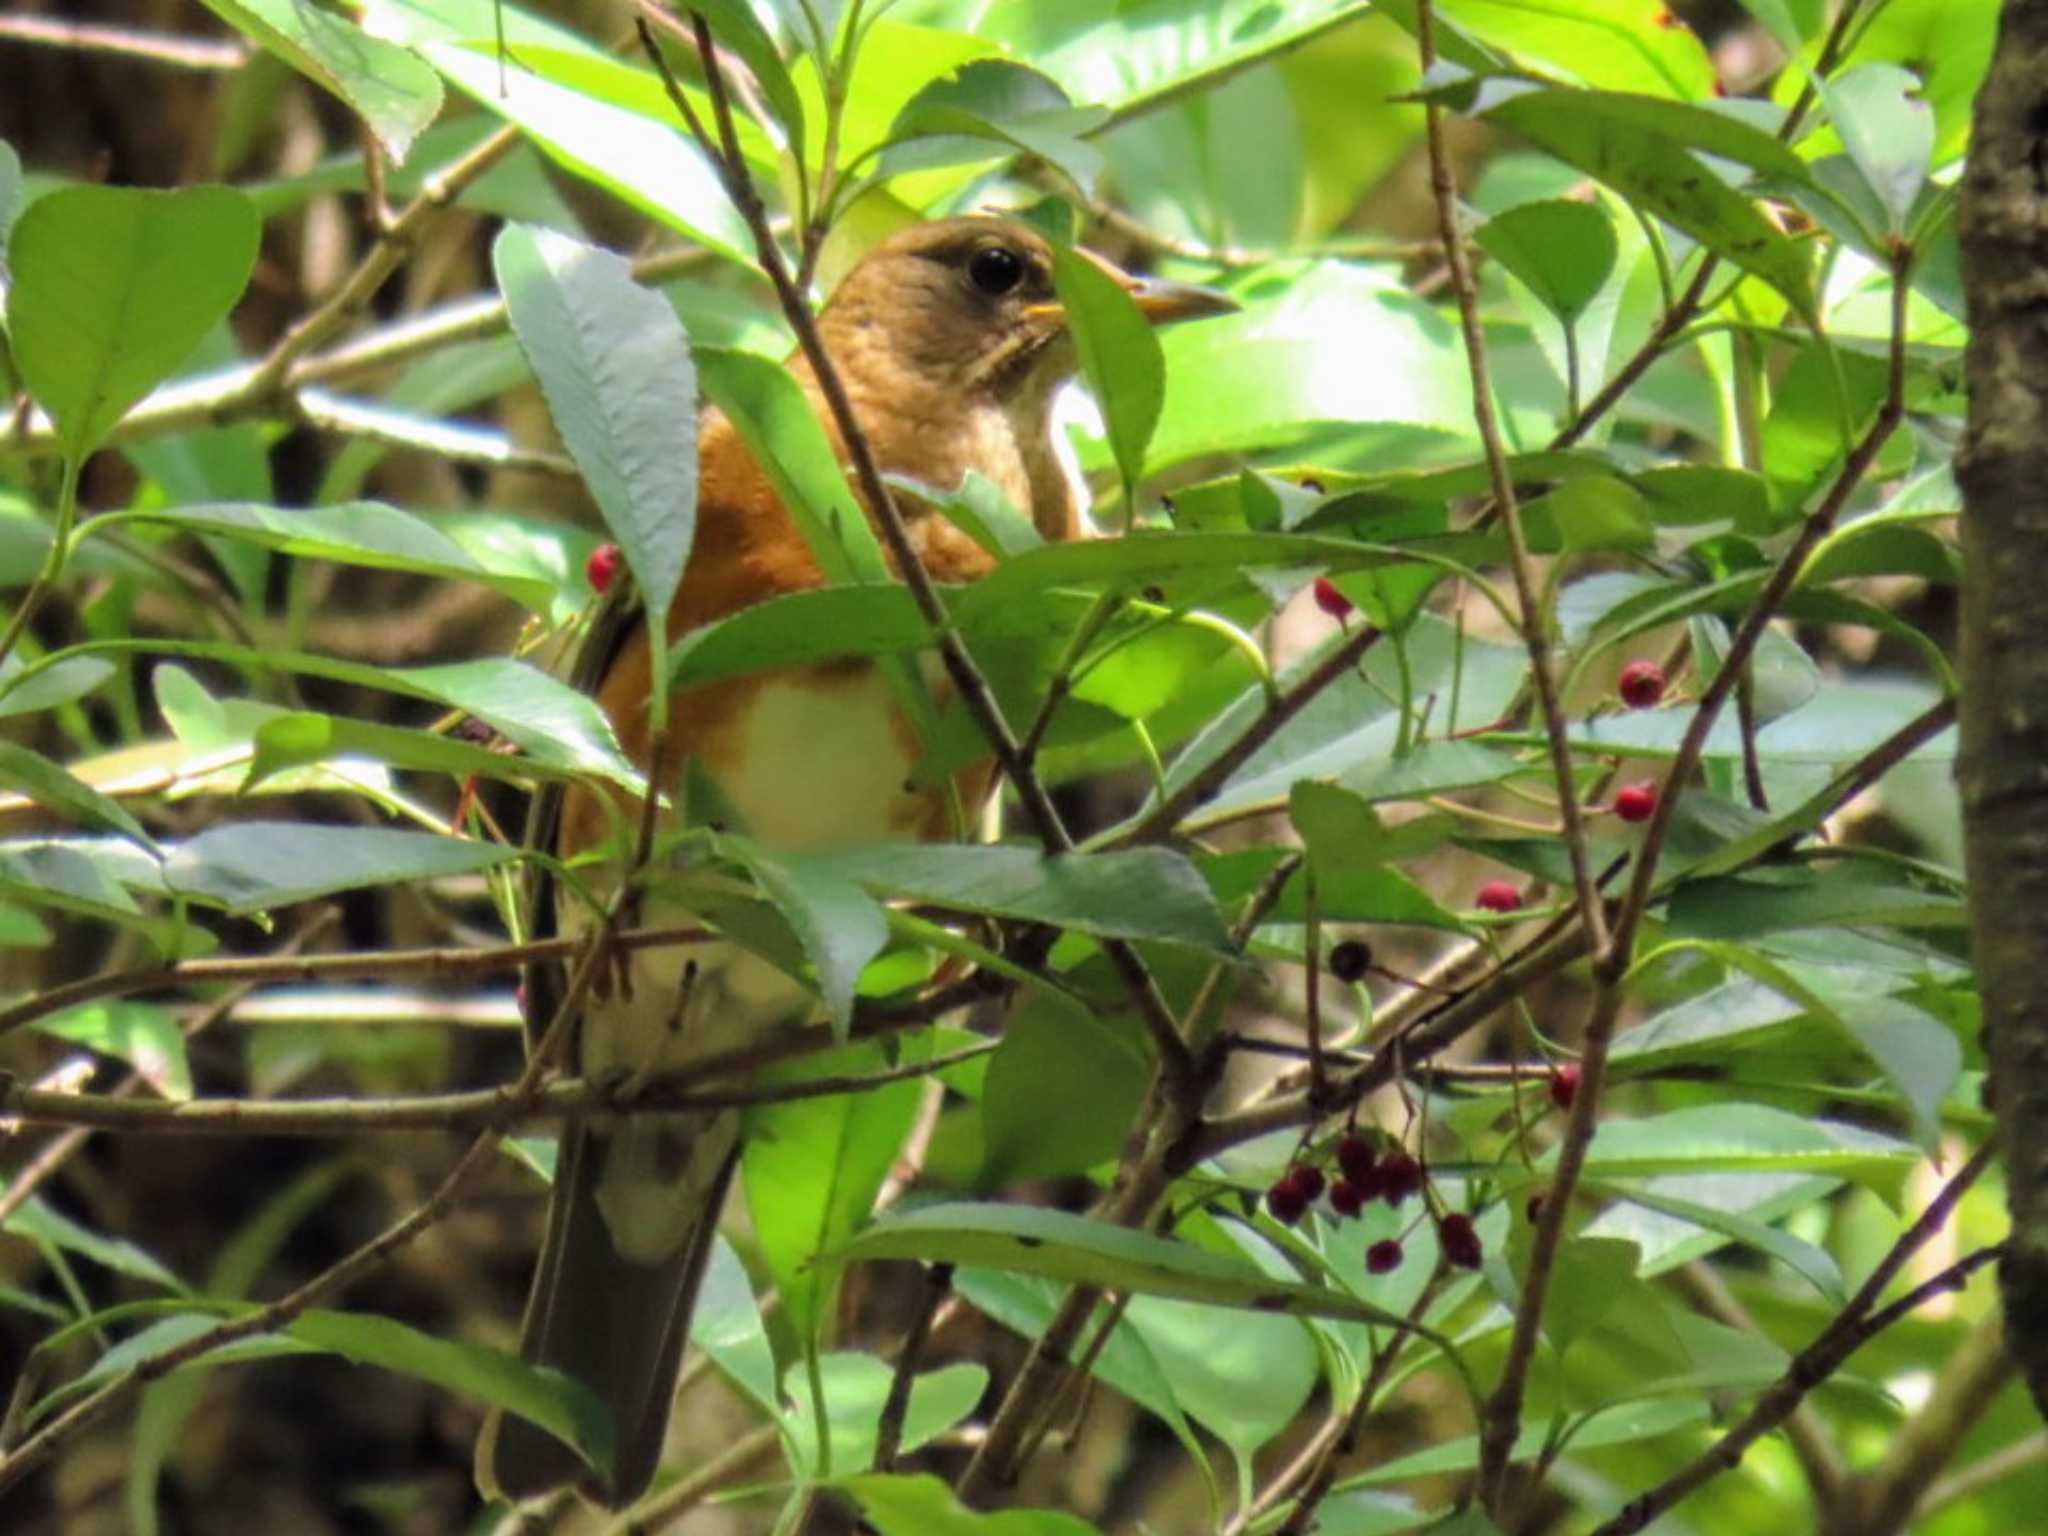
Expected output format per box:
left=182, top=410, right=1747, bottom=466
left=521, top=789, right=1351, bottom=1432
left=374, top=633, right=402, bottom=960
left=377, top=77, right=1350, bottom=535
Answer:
left=0, top=1, right=2029, bottom=1534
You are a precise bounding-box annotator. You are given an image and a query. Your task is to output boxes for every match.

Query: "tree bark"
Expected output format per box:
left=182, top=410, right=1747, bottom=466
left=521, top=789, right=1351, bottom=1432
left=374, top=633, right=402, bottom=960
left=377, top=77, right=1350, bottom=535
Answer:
left=1959, top=0, right=2048, bottom=1425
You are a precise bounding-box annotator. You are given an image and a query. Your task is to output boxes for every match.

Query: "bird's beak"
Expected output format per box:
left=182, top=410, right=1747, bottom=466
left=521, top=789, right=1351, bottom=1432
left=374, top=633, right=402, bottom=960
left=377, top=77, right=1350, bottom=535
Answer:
left=1024, top=254, right=1240, bottom=330
left=1126, top=274, right=1240, bottom=327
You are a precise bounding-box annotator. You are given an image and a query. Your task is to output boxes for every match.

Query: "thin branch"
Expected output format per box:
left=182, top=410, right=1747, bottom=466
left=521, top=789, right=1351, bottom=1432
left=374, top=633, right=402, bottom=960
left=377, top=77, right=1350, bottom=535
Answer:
left=1586, top=1146, right=1998, bottom=1536
left=0, top=912, right=342, bottom=1224
left=1914, top=1432, right=2048, bottom=1521
left=292, top=388, right=578, bottom=477
left=1114, top=621, right=1383, bottom=846
left=1601, top=249, right=1914, bottom=976
left=0, top=1039, right=998, bottom=1137
left=1854, top=1311, right=2014, bottom=1535
left=874, top=1262, right=953, bottom=1471
left=0, top=924, right=717, bottom=1043
left=1414, top=0, right=1607, bottom=959
left=599, top=1421, right=783, bottom=1535
left=0, top=14, right=247, bottom=69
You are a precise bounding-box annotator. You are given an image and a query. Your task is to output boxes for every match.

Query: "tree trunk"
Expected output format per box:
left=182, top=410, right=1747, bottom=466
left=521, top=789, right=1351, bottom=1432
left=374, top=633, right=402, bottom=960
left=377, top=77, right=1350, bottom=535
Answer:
left=1958, top=0, right=2048, bottom=1425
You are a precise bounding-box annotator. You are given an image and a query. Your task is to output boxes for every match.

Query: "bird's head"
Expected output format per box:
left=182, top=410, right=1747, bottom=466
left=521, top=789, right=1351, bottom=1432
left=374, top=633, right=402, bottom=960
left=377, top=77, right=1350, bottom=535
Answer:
left=816, top=216, right=1237, bottom=410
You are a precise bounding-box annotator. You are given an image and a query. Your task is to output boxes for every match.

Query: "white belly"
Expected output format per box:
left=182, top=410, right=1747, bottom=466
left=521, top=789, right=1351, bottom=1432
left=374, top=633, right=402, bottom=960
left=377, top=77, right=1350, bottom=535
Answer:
left=565, top=664, right=929, bottom=1085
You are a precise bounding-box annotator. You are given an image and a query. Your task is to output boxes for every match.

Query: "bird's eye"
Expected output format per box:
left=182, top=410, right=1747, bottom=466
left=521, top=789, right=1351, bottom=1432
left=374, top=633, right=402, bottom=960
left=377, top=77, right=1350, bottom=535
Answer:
left=967, top=246, right=1026, bottom=296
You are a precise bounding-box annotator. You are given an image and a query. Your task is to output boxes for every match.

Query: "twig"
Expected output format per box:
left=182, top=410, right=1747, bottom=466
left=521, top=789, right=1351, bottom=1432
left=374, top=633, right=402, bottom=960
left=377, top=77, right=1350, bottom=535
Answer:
left=1415, top=0, right=1607, bottom=959
left=1914, top=1431, right=2048, bottom=1521
left=1114, top=622, right=1383, bottom=846
left=292, top=388, right=578, bottom=476
left=873, top=1263, right=954, bottom=1472
left=0, top=14, right=247, bottom=69
left=1601, top=249, right=1913, bottom=976
left=0, top=912, right=342, bottom=1224
left=0, top=1039, right=999, bottom=1137
left=1586, top=1145, right=1997, bottom=1536
left=1270, top=1277, right=1446, bottom=1536
left=1477, top=237, right=1917, bottom=1520
left=599, top=1420, right=782, bottom=1535
left=1854, top=1311, right=2014, bottom=1535
left=0, top=923, right=717, bottom=1043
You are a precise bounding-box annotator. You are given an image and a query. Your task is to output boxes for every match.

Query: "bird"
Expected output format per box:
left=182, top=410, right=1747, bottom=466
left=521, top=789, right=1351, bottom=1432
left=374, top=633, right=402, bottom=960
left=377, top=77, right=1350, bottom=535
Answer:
left=475, top=215, right=1236, bottom=1509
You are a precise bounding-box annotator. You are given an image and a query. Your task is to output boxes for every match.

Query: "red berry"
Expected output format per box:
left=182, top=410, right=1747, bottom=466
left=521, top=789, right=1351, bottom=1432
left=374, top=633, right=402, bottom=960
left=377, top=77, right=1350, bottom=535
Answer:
left=1379, top=1152, right=1424, bottom=1205
left=1366, top=1238, right=1405, bottom=1274
left=1328, top=1178, right=1366, bottom=1218
left=1289, top=1164, right=1326, bottom=1202
left=1312, top=576, right=1353, bottom=621
left=1614, top=782, right=1657, bottom=823
left=1475, top=880, right=1521, bottom=914
left=585, top=542, right=622, bottom=594
left=1549, top=1063, right=1581, bottom=1111
left=1336, top=1134, right=1377, bottom=1185
left=1439, top=1212, right=1483, bottom=1269
left=1266, top=1178, right=1309, bottom=1225
left=1617, top=658, right=1666, bottom=709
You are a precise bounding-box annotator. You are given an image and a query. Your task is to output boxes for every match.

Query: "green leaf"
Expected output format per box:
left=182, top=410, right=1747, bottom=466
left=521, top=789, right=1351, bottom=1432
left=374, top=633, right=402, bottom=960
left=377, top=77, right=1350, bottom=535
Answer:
left=784, top=1356, right=987, bottom=1476
left=799, top=844, right=1234, bottom=953
left=194, top=0, right=441, bottom=162
left=882, top=59, right=1106, bottom=193
left=163, top=823, right=517, bottom=915
left=1735, top=0, right=1826, bottom=51
left=243, top=709, right=590, bottom=793
left=689, top=0, right=805, bottom=146
left=1145, top=264, right=1470, bottom=470
left=843, top=1205, right=1414, bottom=1327
left=0, top=740, right=157, bottom=851
left=426, top=41, right=752, bottom=260
left=742, top=1038, right=927, bottom=1342
left=723, top=836, right=889, bottom=1032
left=495, top=224, right=697, bottom=684
left=0, top=657, right=115, bottom=721
left=288, top=1309, right=612, bottom=1474
left=1667, top=868, right=1965, bottom=939
left=7, top=1196, right=186, bottom=1292
left=95, top=500, right=556, bottom=612
left=1524, top=474, right=1653, bottom=552
left=1484, top=90, right=1816, bottom=322
left=1563, top=1104, right=1917, bottom=1207
left=1475, top=200, right=1618, bottom=324
left=1820, top=64, right=1935, bottom=233
left=979, top=996, right=1150, bottom=1185
left=7, top=186, right=260, bottom=455
left=1541, top=1236, right=1651, bottom=1354
left=0, top=140, right=21, bottom=265
left=34, top=1002, right=190, bottom=1100
left=695, top=345, right=889, bottom=586
left=1052, top=245, right=1164, bottom=492
left=1606, top=1184, right=1845, bottom=1302
left=669, top=584, right=933, bottom=690
left=836, top=1472, right=1103, bottom=1536
left=1290, top=780, right=1396, bottom=873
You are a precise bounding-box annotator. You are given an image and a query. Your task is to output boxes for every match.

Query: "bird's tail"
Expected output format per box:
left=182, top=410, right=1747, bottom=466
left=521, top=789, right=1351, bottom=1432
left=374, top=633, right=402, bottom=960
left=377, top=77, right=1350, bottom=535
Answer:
left=477, top=1107, right=741, bottom=1508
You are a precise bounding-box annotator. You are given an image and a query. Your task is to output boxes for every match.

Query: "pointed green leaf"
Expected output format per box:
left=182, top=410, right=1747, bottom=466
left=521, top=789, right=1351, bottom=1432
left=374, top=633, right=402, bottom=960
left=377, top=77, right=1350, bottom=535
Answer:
left=163, top=823, right=517, bottom=914
left=1475, top=200, right=1618, bottom=324
left=7, top=186, right=260, bottom=455
left=195, top=0, right=440, bottom=161
left=495, top=224, right=697, bottom=689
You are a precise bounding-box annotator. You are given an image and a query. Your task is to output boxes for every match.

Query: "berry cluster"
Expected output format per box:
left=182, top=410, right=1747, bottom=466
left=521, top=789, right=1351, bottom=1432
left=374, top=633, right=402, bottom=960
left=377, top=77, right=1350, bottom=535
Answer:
left=1264, top=1133, right=1485, bottom=1276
